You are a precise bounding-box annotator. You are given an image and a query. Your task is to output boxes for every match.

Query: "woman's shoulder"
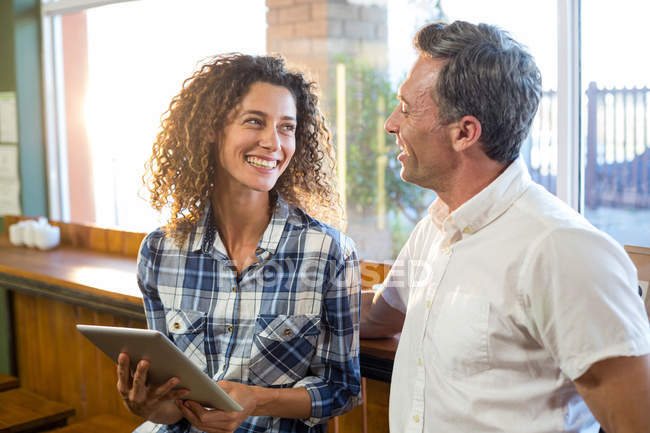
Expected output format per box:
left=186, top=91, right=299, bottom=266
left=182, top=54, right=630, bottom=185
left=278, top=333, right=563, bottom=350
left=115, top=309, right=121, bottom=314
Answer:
left=139, top=226, right=183, bottom=257
left=286, top=206, right=357, bottom=258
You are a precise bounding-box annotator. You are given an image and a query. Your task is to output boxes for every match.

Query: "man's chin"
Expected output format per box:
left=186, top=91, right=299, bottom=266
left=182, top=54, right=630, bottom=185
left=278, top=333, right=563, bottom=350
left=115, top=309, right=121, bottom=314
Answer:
left=400, top=169, right=430, bottom=189
left=400, top=167, right=414, bottom=184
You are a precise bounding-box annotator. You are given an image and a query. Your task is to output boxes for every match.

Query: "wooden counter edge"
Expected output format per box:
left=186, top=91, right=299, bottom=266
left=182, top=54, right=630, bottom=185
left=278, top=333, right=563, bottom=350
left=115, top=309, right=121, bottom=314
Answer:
left=0, top=268, right=145, bottom=320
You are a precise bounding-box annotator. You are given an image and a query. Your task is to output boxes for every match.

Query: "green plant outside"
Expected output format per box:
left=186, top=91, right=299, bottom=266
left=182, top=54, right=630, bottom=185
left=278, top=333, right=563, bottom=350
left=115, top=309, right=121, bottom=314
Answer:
left=331, top=57, right=436, bottom=255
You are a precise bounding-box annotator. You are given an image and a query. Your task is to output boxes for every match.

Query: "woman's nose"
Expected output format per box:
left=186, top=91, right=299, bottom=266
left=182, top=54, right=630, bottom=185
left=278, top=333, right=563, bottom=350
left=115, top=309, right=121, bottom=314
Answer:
left=260, top=126, right=281, bottom=150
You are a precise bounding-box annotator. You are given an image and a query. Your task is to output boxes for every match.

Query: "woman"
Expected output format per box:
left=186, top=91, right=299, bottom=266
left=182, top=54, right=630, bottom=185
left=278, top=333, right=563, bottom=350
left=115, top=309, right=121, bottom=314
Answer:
left=116, top=54, right=361, bottom=433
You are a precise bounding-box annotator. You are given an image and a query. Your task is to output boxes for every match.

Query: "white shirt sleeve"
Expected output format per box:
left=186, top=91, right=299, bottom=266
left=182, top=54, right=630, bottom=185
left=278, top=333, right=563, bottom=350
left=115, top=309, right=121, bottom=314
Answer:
left=521, top=226, right=650, bottom=380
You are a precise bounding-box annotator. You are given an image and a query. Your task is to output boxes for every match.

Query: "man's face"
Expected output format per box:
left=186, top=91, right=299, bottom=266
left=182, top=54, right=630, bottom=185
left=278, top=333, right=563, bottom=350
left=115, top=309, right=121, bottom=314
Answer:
left=385, top=55, right=458, bottom=191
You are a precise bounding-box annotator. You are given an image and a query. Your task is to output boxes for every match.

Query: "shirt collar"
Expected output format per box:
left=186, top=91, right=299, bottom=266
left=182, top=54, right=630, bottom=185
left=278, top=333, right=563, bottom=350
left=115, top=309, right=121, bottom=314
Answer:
left=429, top=156, right=532, bottom=238
left=189, top=196, right=290, bottom=257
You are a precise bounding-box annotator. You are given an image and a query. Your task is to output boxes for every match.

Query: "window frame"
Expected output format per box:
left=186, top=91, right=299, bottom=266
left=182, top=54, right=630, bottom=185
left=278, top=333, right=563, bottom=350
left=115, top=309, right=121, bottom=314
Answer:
left=557, top=0, right=582, bottom=211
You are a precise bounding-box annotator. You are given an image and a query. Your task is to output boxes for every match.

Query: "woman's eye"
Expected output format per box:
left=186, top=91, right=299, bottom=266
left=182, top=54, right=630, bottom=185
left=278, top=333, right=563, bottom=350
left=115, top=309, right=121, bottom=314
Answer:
left=281, top=124, right=296, bottom=133
left=245, top=118, right=262, bottom=126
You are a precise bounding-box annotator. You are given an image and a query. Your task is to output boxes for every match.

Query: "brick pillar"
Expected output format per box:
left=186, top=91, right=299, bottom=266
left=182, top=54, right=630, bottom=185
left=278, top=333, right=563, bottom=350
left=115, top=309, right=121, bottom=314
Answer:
left=266, top=0, right=387, bottom=110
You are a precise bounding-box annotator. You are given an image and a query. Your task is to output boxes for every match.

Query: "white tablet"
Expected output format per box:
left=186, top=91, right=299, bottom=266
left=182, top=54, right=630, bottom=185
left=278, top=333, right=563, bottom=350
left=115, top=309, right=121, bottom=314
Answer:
left=76, top=324, right=243, bottom=411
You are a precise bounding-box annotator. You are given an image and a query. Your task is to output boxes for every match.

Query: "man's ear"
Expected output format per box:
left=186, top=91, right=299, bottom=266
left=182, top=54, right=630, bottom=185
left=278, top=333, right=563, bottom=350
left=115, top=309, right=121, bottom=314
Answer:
left=451, top=115, right=482, bottom=152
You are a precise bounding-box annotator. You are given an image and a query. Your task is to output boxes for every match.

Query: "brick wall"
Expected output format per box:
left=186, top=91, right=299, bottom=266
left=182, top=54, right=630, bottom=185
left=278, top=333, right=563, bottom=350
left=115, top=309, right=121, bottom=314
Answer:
left=266, top=0, right=387, bottom=108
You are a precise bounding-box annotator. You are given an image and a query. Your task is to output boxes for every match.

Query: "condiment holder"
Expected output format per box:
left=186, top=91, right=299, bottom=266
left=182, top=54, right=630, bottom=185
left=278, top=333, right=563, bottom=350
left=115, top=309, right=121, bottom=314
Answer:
left=8, top=217, right=61, bottom=250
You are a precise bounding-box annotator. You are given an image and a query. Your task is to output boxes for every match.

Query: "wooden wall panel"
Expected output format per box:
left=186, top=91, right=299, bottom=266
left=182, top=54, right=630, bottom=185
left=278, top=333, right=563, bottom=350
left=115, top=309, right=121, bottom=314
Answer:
left=363, top=378, right=390, bottom=433
left=624, top=245, right=650, bottom=321
left=3, top=216, right=145, bottom=259
left=13, top=291, right=145, bottom=425
left=326, top=377, right=390, bottom=433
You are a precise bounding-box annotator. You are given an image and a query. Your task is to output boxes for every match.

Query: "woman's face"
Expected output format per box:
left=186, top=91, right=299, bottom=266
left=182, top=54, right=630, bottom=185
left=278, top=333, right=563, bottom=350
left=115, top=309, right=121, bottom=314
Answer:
left=215, top=81, right=297, bottom=193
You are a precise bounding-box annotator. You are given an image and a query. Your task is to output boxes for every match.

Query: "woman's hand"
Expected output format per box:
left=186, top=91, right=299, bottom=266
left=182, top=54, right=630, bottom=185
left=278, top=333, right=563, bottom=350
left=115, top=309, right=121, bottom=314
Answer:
left=176, top=380, right=261, bottom=433
left=116, top=352, right=190, bottom=424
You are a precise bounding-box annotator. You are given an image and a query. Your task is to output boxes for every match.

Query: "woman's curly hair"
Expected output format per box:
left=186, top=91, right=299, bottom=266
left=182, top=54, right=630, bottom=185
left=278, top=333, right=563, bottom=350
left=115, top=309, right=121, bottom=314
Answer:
left=144, top=53, right=345, bottom=246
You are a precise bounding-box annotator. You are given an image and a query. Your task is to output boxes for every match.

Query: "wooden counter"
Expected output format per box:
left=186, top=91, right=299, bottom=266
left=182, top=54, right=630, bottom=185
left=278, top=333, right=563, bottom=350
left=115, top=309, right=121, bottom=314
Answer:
left=0, top=236, right=398, bottom=369
left=0, top=237, right=143, bottom=319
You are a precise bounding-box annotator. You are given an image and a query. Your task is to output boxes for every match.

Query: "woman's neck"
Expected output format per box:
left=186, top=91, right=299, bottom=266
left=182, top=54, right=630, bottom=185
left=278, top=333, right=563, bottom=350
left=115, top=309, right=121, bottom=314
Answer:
left=210, top=187, right=272, bottom=272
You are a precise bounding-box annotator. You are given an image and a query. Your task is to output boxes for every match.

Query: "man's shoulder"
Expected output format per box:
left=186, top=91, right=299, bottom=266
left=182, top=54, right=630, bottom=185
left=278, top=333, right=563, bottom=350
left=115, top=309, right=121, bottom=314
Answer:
left=510, top=184, right=626, bottom=259
left=512, top=183, right=597, bottom=234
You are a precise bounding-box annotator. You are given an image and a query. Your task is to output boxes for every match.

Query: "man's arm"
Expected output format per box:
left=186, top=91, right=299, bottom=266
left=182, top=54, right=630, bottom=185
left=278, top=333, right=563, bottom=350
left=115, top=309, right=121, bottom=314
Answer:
left=360, top=289, right=405, bottom=339
left=574, top=354, right=650, bottom=433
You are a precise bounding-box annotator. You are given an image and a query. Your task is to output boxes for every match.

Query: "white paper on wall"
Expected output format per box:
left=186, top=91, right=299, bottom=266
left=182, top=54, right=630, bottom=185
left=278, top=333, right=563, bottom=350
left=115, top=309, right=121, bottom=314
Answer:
left=0, top=92, right=18, bottom=144
left=0, top=145, right=19, bottom=179
left=0, top=179, right=21, bottom=215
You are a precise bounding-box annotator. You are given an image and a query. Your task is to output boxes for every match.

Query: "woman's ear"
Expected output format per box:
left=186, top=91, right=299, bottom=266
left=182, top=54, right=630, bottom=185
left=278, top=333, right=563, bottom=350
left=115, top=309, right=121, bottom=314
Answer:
left=207, top=128, right=216, bottom=143
left=451, top=115, right=482, bottom=152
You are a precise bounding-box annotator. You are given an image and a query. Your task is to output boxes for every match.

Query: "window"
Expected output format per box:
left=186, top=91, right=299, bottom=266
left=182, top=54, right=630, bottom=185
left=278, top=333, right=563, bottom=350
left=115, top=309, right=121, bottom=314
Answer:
left=338, top=0, right=558, bottom=259
left=581, top=0, right=650, bottom=247
left=41, top=0, right=648, bottom=258
left=42, top=0, right=266, bottom=231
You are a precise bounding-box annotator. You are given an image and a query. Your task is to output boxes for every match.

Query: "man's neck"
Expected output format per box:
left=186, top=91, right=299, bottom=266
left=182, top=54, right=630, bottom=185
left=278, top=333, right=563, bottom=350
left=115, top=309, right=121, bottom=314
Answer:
left=437, top=154, right=510, bottom=212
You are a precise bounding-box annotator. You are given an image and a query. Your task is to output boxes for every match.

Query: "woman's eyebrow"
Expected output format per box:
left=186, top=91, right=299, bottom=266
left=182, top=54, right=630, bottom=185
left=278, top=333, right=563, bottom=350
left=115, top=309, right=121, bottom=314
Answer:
left=240, top=110, right=296, bottom=121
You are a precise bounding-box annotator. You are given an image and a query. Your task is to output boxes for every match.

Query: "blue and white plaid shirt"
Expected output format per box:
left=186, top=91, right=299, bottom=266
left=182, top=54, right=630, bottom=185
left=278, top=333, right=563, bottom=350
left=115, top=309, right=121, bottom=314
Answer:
left=134, top=198, right=362, bottom=433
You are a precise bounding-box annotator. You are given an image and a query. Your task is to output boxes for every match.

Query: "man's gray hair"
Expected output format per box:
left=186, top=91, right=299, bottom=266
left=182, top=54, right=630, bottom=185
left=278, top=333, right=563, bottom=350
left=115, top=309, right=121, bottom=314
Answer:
left=414, top=21, right=542, bottom=163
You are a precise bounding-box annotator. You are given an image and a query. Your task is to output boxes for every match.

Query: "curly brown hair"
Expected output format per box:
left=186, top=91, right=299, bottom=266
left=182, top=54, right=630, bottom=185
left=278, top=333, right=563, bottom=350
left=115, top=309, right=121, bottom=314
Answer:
left=144, top=53, right=345, bottom=245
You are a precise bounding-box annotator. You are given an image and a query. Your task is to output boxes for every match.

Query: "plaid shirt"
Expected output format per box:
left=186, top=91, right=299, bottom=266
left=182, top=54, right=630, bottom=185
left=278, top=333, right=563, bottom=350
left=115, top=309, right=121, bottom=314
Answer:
left=133, top=198, right=362, bottom=433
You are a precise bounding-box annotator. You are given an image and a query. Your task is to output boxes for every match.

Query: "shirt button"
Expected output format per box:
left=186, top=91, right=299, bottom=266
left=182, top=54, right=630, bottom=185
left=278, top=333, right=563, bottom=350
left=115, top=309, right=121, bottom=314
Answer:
left=222, top=364, right=227, bottom=371
left=232, top=286, right=237, bottom=292
left=283, top=329, right=293, bottom=336
left=426, top=300, right=431, bottom=309
left=413, top=414, right=420, bottom=423
left=173, top=322, right=180, bottom=329
left=418, top=357, right=422, bottom=366
left=463, top=226, right=472, bottom=234
left=442, top=247, right=451, bottom=256
left=227, top=325, right=233, bottom=332
left=255, top=247, right=263, bottom=254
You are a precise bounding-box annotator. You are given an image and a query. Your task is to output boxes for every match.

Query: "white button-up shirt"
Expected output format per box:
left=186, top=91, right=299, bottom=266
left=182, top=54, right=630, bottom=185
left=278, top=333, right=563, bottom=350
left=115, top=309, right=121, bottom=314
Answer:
left=382, top=158, right=650, bottom=433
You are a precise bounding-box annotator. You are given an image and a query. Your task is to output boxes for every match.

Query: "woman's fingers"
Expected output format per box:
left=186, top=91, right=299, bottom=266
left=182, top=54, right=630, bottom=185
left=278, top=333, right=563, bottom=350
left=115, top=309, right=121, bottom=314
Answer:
left=178, top=400, right=239, bottom=433
left=164, top=388, right=191, bottom=401
left=177, top=401, right=201, bottom=425
left=184, top=400, right=210, bottom=420
left=130, top=359, right=149, bottom=401
left=116, top=352, right=131, bottom=397
left=155, top=377, right=189, bottom=401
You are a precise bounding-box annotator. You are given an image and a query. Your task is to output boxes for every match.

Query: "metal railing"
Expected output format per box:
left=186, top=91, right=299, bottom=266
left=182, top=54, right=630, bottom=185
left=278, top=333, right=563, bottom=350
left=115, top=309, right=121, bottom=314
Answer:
left=585, top=82, right=650, bottom=208
left=523, top=83, right=650, bottom=209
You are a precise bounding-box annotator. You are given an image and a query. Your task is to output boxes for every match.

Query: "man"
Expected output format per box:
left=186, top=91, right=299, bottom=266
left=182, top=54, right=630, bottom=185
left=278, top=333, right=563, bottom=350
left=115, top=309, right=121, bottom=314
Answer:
left=361, top=21, right=650, bottom=433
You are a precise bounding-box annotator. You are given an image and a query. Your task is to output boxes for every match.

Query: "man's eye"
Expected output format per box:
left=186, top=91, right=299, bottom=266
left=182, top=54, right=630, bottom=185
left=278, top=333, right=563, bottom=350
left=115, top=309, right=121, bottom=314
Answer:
left=400, top=103, right=408, bottom=114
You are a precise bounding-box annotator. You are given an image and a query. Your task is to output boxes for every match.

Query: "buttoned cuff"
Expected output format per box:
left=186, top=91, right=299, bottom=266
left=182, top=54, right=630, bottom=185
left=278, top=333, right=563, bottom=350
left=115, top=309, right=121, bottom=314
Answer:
left=293, top=376, right=332, bottom=426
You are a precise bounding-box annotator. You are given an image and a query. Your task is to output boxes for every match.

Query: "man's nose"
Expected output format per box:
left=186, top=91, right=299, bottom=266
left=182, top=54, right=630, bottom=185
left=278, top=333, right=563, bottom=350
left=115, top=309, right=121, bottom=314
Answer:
left=384, top=105, right=400, bottom=134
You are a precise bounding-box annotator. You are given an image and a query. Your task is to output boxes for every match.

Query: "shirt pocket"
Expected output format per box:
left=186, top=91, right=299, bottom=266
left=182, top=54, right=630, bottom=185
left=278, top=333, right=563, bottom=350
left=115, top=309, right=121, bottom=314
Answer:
left=428, top=291, right=490, bottom=378
left=166, top=309, right=208, bottom=373
left=248, top=314, right=321, bottom=386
